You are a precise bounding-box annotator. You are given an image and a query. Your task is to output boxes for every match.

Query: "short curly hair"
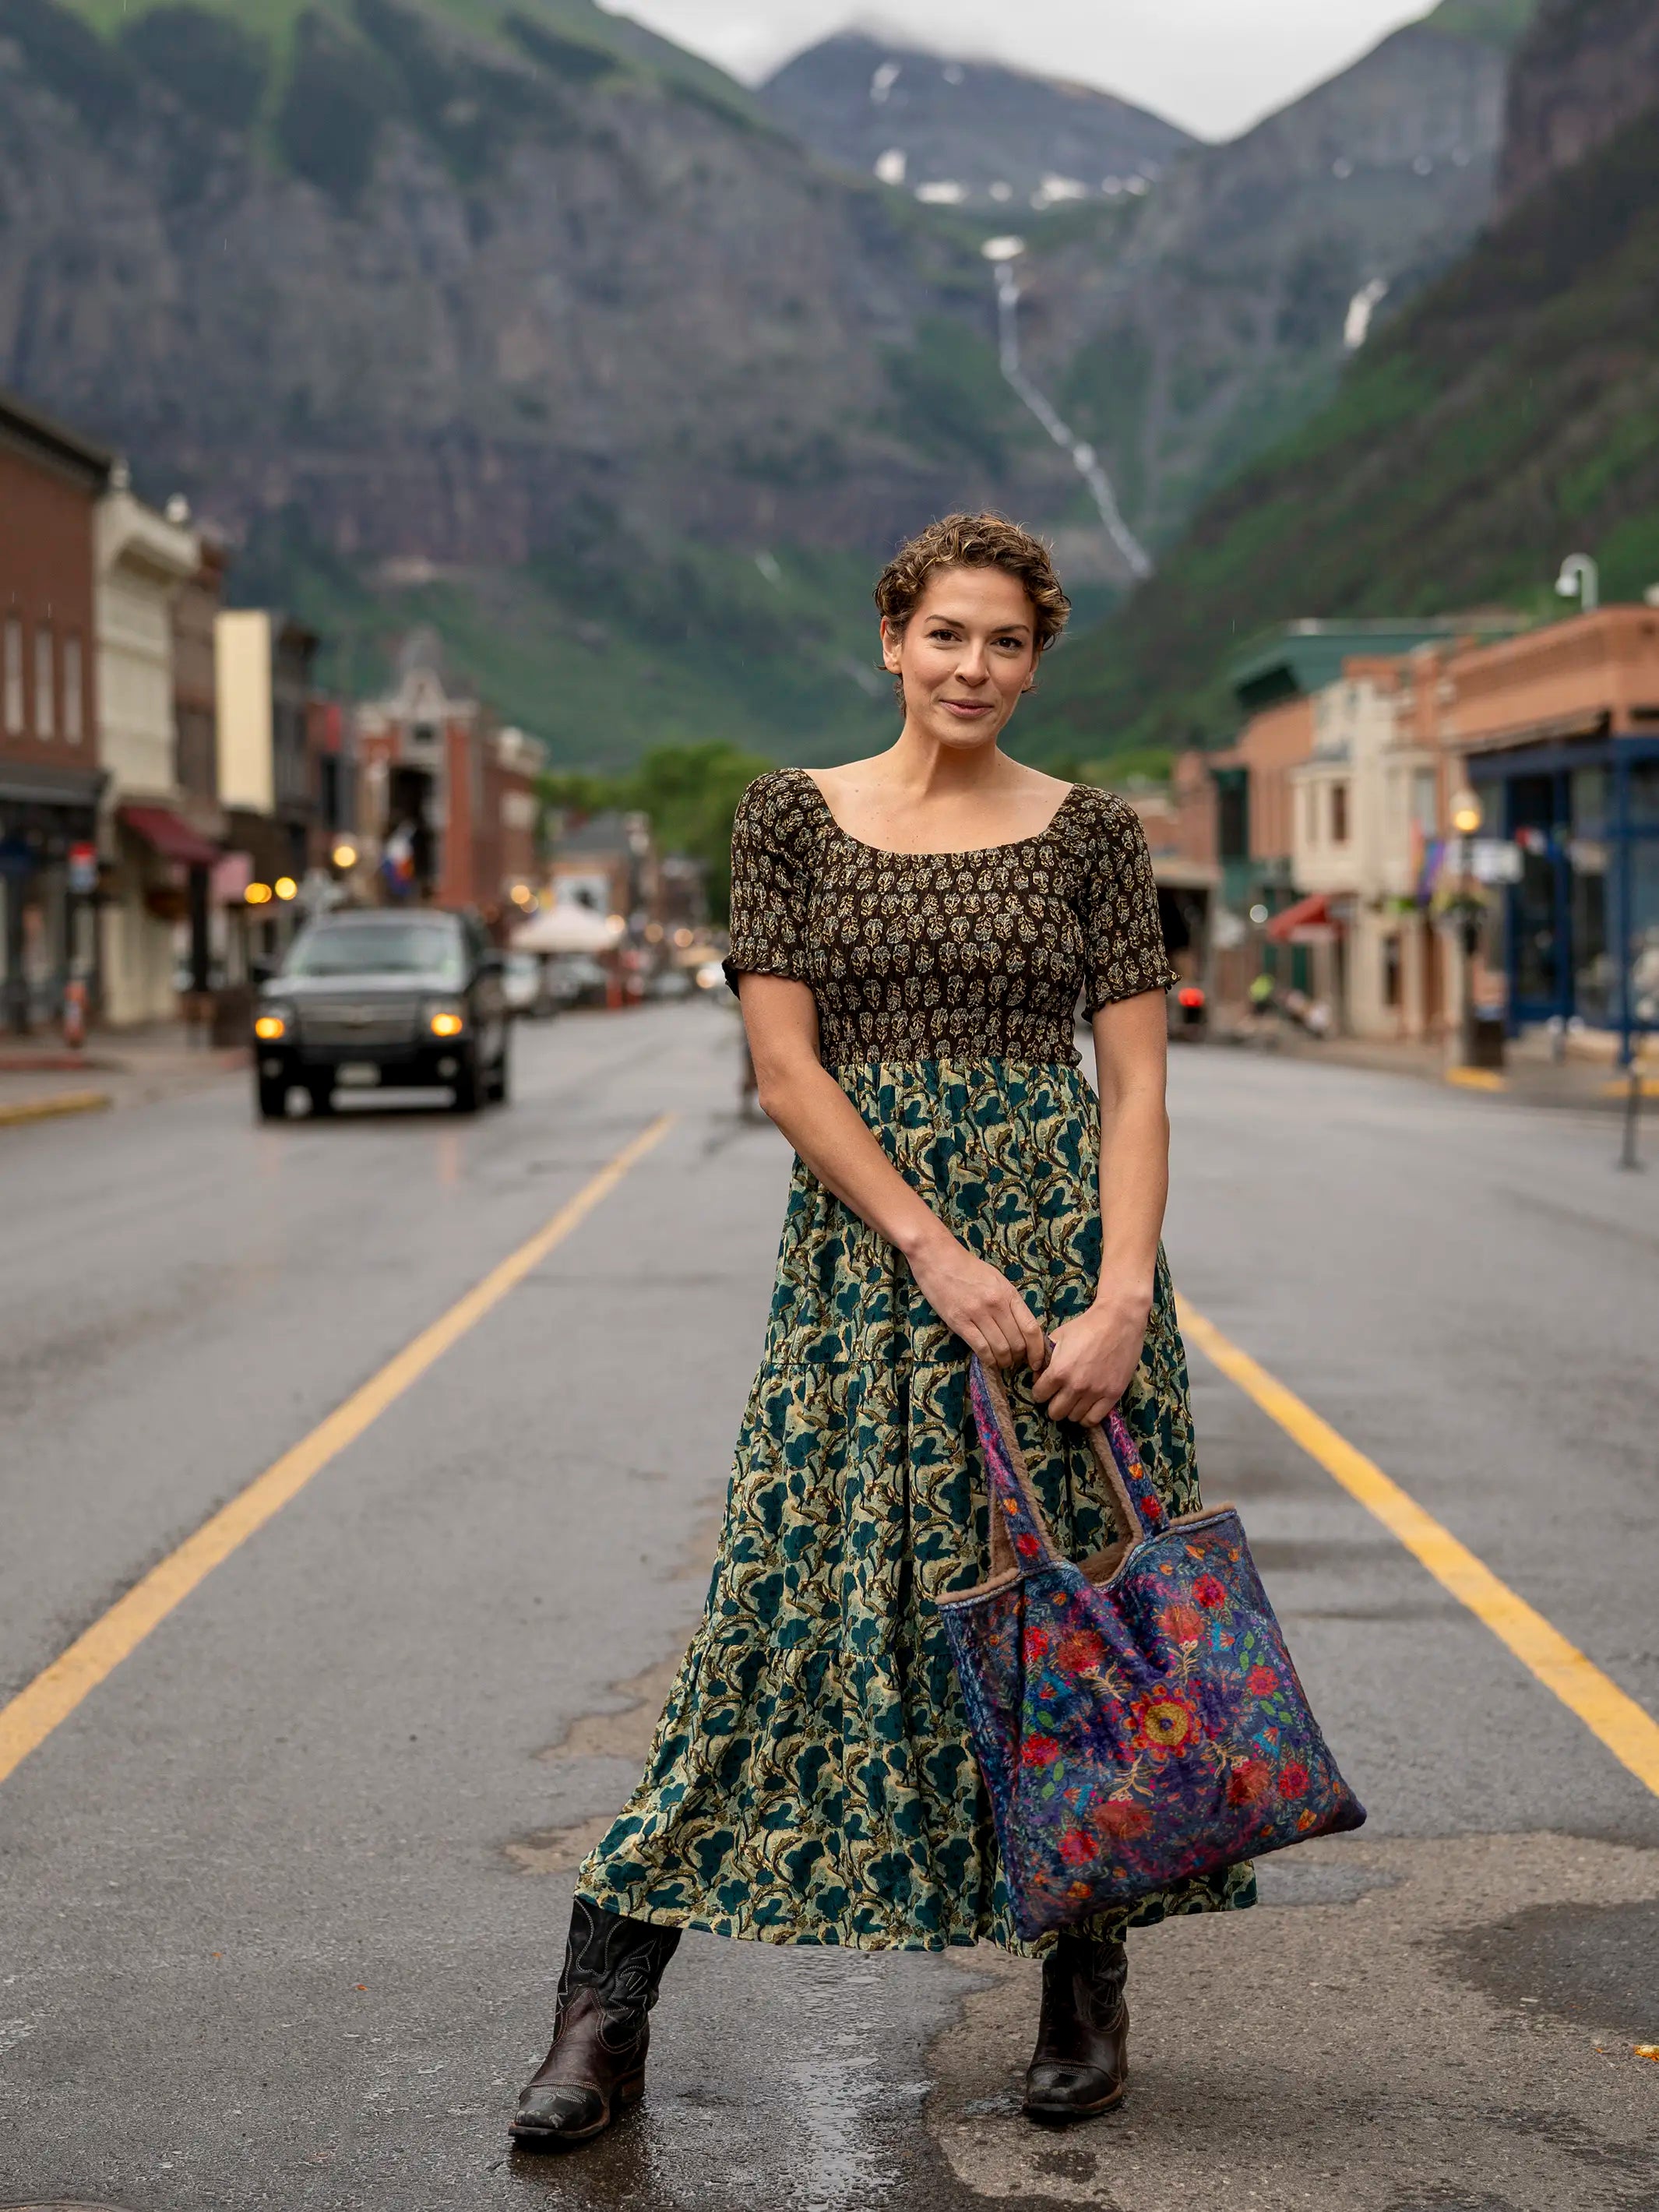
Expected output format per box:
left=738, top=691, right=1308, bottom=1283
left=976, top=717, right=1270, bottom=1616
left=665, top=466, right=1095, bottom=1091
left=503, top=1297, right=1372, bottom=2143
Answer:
left=873, top=512, right=1071, bottom=659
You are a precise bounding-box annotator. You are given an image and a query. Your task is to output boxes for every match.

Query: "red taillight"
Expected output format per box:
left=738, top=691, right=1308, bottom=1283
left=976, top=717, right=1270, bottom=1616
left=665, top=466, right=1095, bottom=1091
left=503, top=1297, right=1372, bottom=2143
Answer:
left=1178, top=986, right=1206, bottom=1009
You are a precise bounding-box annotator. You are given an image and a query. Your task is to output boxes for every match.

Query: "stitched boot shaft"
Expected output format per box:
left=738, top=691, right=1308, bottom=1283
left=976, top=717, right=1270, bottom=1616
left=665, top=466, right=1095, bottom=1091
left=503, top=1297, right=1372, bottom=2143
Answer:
left=510, top=1900, right=682, bottom=2148
left=1023, top=1932, right=1129, bottom=2123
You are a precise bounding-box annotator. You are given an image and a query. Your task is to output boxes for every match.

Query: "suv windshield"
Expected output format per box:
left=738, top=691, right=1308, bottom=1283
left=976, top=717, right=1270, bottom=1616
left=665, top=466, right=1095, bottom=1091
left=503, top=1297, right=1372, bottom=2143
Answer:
left=284, top=919, right=465, bottom=984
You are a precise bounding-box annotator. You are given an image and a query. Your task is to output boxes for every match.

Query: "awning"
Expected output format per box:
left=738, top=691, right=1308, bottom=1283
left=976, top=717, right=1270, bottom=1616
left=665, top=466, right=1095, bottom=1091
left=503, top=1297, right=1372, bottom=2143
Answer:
left=118, top=805, right=220, bottom=868
left=512, top=902, right=621, bottom=954
left=1264, top=893, right=1337, bottom=942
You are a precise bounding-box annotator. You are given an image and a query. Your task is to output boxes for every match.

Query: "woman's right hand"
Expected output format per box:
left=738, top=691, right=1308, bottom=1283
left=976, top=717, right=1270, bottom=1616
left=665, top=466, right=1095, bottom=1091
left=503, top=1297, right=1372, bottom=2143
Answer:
left=905, top=1230, right=1046, bottom=1372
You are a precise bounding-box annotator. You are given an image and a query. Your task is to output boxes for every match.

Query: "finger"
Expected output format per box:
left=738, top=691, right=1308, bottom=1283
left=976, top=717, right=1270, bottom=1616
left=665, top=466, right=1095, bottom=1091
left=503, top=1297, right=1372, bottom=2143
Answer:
left=972, top=1309, right=1018, bottom=1368
left=1009, top=1299, right=1048, bottom=1375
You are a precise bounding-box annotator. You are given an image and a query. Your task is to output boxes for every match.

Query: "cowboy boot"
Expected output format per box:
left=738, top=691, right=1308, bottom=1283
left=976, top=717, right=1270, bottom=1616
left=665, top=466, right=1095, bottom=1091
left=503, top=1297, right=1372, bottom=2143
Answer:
left=1023, top=1931, right=1129, bottom=2123
left=509, top=1897, right=681, bottom=2149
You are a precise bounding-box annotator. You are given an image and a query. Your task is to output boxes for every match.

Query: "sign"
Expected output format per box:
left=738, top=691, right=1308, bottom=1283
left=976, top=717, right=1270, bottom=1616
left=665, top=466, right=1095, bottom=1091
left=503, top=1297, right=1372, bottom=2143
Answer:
left=67, top=842, right=98, bottom=894
left=1469, top=838, right=1523, bottom=885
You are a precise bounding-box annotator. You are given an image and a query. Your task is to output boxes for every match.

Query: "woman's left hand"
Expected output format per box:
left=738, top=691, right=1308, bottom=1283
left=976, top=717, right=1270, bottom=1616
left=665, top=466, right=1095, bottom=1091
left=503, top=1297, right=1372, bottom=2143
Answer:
left=1030, top=1283, right=1153, bottom=1425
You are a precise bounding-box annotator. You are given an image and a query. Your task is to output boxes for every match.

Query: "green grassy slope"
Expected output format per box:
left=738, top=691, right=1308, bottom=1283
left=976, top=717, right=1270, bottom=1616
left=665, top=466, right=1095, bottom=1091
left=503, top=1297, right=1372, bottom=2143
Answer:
left=232, top=519, right=895, bottom=770
left=60, top=0, right=765, bottom=116
left=1020, top=90, right=1659, bottom=758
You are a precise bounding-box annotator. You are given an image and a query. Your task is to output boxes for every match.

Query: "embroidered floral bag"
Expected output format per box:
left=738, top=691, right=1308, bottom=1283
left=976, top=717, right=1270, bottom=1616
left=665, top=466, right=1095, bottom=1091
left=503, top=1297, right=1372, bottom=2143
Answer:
left=938, top=1359, right=1365, bottom=1941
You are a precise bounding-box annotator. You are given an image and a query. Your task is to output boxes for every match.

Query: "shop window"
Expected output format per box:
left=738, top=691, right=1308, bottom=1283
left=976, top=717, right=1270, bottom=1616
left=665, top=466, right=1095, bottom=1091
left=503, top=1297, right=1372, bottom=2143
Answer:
left=1570, top=765, right=1608, bottom=832
left=1331, top=782, right=1349, bottom=843
left=1413, top=769, right=1437, bottom=835
left=3, top=617, right=21, bottom=734
left=1383, top=934, right=1401, bottom=1007
left=62, top=636, right=83, bottom=742
left=1628, top=759, right=1659, bottom=826
left=33, top=627, right=54, bottom=738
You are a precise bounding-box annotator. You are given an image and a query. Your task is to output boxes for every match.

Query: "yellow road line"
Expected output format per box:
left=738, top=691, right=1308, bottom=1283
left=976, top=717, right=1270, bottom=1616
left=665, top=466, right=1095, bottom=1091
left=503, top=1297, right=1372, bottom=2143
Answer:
left=0, top=1089, right=111, bottom=1127
left=1178, top=1298, right=1659, bottom=1801
left=1445, top=1067, right=1506, bottom=1092
left=0, top=1113, right=675, bottom=1790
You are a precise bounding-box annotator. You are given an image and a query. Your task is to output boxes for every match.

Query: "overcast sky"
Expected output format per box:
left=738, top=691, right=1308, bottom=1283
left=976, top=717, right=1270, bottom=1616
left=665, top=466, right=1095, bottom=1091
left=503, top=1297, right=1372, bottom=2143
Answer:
left=598, top=0, right=1439, bottom=140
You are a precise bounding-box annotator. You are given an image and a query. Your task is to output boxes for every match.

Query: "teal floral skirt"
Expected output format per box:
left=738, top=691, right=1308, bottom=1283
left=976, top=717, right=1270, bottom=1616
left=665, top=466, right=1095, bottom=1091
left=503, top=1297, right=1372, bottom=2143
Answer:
left=577, top=1058, right=1256, bottom=1953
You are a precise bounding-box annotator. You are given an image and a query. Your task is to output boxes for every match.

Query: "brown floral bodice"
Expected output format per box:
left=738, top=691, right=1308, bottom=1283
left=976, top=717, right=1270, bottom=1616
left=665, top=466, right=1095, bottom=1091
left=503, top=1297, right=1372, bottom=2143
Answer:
left=724, top=768, right=1175, bottom=1069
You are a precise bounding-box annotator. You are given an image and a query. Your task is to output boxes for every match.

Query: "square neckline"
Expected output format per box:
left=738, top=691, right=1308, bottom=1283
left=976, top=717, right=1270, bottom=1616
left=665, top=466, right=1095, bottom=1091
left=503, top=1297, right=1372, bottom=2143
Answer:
left=794, top=767, right=1083, bottom=859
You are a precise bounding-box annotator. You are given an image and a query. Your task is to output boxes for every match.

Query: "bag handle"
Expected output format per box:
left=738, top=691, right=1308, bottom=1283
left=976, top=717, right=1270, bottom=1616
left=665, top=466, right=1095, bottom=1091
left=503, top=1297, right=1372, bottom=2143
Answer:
left=970, top=1356, right=1166, bottom=1580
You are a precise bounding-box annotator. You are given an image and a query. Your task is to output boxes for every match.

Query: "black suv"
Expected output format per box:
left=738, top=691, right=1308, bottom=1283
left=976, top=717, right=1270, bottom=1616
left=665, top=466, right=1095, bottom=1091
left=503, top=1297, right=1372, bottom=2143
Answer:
left=252, top=909, right=510, bottom=1119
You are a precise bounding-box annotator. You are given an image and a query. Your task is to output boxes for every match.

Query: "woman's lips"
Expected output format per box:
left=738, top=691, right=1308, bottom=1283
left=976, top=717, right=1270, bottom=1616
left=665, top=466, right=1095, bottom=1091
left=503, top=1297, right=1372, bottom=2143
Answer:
left=941, top=699, right=994, bottom=716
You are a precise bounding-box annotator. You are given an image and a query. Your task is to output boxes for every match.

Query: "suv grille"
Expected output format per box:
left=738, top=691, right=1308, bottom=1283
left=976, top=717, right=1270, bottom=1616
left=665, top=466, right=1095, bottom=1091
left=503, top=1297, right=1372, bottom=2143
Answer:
left=298, top=1001, right=418, bottom=1048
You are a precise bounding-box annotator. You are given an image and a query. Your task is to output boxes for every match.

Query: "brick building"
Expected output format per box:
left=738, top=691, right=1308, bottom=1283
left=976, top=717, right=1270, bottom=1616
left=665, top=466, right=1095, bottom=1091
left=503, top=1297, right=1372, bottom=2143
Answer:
left=0, top=389, right=111, bottom=1032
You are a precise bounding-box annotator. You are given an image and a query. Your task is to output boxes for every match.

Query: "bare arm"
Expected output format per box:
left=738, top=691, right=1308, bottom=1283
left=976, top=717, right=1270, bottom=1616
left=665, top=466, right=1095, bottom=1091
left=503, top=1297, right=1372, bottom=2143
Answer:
left=739, top=973, right=1046, bottom=1372
left=1032, top=989, right=1170, bottom=1425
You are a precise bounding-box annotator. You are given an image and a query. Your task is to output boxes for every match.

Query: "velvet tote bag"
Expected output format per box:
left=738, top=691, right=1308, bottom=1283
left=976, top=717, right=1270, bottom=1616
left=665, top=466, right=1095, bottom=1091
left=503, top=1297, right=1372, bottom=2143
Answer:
left=938, top=1358, right=1365, bottom=1942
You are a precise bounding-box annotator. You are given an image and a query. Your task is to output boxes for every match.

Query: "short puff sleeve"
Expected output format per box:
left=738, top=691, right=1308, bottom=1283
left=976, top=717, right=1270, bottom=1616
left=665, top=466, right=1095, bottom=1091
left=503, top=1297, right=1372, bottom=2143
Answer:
left=722, top=770, right=818, bottom=995
left=1080, top=793, right=1178, bottom=1013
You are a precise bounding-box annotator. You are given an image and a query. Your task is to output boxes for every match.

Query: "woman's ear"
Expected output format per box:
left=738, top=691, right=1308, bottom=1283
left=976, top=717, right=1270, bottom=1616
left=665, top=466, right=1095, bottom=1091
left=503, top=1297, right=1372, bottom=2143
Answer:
left=879, top=615, right=903, bottom=674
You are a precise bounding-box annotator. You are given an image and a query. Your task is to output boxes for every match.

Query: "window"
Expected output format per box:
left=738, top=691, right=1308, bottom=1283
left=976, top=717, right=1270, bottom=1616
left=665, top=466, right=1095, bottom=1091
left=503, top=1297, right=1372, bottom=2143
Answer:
left=1331, top=782, right=1349, bottom=843
left=62, top=635, right=83, bottom=741
left=1305, top=784, right=1319, bottom=845
left=1412, top=768, right=1437, bottom=836
left=3, top=617, right=21, bottom=734
left=34, top=626, right=55, bottom=739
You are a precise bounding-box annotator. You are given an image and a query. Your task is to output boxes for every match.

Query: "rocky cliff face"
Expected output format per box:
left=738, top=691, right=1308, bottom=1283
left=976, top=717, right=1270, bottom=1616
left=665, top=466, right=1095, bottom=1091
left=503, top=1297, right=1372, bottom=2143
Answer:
left=0, top=0, right=1071, bottom=566
left=1017, top=0, right=1535, bottom=550
left=1496, top=0, right=1659, bottom=212
left=759, top=33, right=1192, bottom=213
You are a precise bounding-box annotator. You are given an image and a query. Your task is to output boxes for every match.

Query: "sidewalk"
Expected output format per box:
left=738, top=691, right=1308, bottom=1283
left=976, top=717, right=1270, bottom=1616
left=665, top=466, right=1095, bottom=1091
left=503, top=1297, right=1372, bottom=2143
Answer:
left=0, top=1021, right=248, bottom=1124
left=1220, top=1024, right=1658, bottom=1113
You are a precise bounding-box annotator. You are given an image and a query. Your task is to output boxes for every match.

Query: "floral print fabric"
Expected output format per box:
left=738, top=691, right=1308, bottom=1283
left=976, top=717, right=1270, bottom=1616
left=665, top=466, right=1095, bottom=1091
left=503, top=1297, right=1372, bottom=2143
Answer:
left=942, top=1363, right=1363, bottom=1943
left=576, top=1061, right=1256, bottom=1953
left=720, top=769, right=1177, bottom=1069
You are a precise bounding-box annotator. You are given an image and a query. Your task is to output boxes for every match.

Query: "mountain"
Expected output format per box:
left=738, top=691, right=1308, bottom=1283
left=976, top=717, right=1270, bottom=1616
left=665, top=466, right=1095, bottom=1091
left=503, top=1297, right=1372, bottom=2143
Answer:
left=758, top=33, right=1192, bottom=213
left=1017, top=0, right=1659, bottom=762
left=1495, top=0, right=1659, bottom=211
left=1015, top=0, right=1537, bottom=553
left=0, top=0, right=1086, bottom=759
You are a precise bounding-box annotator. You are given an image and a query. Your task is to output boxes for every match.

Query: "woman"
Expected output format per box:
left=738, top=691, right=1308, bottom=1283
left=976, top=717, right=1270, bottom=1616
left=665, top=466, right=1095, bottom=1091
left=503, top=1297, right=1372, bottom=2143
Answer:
left=511, top=512, right=1253, bottom=2147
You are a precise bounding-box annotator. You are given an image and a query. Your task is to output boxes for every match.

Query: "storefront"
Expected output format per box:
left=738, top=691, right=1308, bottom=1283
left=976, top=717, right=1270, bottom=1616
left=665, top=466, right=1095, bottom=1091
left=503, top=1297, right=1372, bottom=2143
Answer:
left=0, top=760, right=103, bottom=1033
left=1473, top=734, right=1659, bottom=1056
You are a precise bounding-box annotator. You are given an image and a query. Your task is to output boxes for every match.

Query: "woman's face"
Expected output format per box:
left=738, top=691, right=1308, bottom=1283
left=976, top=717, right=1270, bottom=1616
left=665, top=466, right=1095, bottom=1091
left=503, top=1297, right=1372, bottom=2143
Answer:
left=882, top=565, right=1038, bottom=752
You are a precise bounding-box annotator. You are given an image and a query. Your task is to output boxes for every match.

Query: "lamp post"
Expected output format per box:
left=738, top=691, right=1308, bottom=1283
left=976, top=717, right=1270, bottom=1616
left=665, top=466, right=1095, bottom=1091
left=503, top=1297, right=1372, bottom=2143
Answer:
left=1449, top=787, right=1485, bottom=1067
left=1555, top=553, right=1599, bottom=614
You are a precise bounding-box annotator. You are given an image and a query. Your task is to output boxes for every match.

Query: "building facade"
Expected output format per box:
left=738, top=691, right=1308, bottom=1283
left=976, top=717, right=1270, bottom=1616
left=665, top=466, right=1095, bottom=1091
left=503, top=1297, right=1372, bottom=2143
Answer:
left=94, top=481, right=208, bottom=1026
left=0, top=390, right=110, bottom=1033
left=1435, top=608, right=1659, bottom=1048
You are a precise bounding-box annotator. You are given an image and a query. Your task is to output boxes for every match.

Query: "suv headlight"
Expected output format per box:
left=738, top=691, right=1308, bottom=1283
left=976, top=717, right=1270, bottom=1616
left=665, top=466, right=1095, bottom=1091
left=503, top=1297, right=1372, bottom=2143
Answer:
left=254, top=1002, right=295, bottom=1041
left=424, top=997, right=467, bottom=1038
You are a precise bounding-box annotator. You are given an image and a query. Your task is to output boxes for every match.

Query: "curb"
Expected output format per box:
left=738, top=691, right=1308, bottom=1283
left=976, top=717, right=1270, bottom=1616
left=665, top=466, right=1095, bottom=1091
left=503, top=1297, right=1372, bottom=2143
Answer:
left=0, top=1090, right=112, bottom=1129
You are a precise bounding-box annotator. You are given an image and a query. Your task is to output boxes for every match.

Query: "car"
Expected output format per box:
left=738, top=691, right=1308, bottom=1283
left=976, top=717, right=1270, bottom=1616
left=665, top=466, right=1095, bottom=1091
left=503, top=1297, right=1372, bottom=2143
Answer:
left=502, top=949, right=551, bottom=1019
left=545, top=953, right=609, bottom=1010
left=252, top=908, right=510, bottom=1119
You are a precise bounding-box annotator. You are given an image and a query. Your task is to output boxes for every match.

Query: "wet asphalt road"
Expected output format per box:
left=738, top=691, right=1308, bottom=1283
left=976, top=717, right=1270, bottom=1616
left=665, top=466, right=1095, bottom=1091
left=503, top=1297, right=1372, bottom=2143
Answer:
left=1, top=1004, right=1656, bottom=2212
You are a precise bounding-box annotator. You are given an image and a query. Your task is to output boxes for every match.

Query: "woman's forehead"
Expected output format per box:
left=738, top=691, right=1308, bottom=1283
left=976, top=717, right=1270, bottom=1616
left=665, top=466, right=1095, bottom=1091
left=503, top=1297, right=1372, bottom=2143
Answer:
left=911, top=565, right=1036, bottom=626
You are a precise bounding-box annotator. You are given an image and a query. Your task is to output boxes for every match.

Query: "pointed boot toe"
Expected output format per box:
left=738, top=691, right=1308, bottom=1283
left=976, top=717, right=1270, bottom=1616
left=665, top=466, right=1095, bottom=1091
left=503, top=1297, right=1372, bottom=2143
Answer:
left=509, top=2077, right=612, bottom=2147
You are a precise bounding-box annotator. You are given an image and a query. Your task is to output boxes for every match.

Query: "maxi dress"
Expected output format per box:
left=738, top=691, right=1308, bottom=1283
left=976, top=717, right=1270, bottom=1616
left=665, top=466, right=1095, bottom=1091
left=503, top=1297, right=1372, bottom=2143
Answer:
left=577, top=769, right=1257, bottom=1955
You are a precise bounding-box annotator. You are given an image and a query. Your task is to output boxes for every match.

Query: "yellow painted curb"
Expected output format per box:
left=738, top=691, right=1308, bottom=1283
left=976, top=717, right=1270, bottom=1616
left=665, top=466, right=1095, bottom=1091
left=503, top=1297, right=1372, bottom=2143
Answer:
left=1446, top=1067, right=1506, bottom=1092
left=0, top=1088, right=111, bottom=1128
left=1602, top=1076, right=1659, bottom=1101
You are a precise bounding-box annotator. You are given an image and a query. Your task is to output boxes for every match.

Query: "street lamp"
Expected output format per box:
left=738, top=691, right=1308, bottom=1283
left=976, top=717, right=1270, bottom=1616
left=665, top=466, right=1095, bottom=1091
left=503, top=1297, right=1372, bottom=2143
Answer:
left=1445, top=790, right=1488, bottom=1069
left=1555, top=552, right=1599, bottom=614
left=332, top=841, right=358, bottom=871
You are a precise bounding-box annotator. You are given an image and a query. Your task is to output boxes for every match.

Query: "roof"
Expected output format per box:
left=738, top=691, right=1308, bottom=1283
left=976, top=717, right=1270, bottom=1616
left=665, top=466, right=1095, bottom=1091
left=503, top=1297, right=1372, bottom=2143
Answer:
left=1229, top=618, right=1525, bottom=714
left=0, top=386, right=115, bottom=493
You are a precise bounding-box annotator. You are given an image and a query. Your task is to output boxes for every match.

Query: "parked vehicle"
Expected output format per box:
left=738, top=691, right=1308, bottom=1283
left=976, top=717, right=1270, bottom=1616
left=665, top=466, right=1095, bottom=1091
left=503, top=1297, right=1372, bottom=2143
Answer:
left=503, top=949, right=551, bottom=1019
left=545, top=953, right=609, bottom=1010
left=252, top=909, right=510, bottom=1118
